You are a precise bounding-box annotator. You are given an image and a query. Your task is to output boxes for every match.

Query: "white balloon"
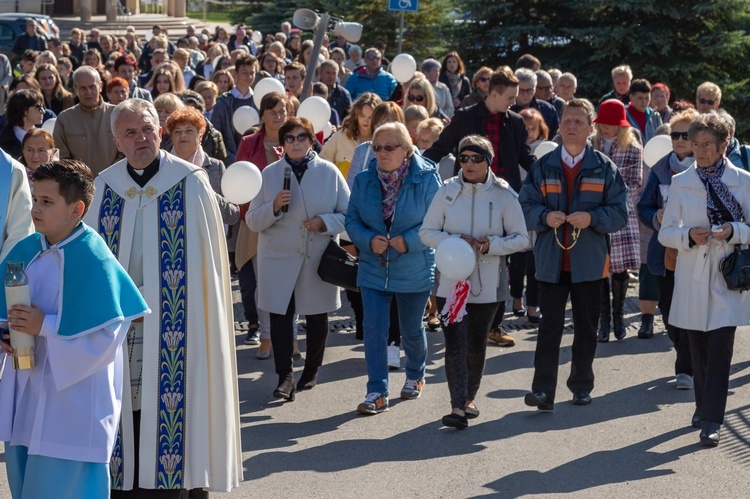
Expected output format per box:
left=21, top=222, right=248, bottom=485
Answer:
left=251, top=30, right=262, bottom=44
left=298, top=96, right=331, bottom=134
left=391, top=53, right=416, bottom=83
left=435, top=238, right=476, bottom=281
left=253, top=77, right=286, bottom=108
left=533, top=140, right=559, bottom=158
left=145, top=30, right=153, bottom=42
left=323, top=121, right=333, bottom=139
left=221, top=161, right=263, bottom=205
left=643, top=134, right=673, bottom=167
left=41, top=118, right=56, bottom=135
left=232, top=106, right=260, bottom=135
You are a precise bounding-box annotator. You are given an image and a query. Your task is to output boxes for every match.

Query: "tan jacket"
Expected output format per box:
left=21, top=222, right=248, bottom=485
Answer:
left=54, top=100, right=123, bottom=176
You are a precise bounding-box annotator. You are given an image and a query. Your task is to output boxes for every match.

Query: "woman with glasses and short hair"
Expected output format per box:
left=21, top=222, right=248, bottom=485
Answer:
left=460, top=67, right=494, bottom=109
left=637, top=108, right=699, bottom=388
left=420, top=135, right=529, bottom=429
left=248, top=116, right=350, bottom=402
left=0, top=89, right=45, bottom=159
left=346, top=122, right=442, bottom=415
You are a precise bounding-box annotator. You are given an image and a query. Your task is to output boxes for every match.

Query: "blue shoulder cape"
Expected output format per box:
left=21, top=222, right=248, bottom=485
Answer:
left=0, top=223, right=150, bottom=337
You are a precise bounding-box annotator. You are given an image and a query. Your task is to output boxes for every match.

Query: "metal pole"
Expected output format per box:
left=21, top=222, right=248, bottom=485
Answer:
left=397, top=10, right=404, bottom=54
left=203, top=0, right=208, bottom=22
left=300, top=13, right=330, bottom=101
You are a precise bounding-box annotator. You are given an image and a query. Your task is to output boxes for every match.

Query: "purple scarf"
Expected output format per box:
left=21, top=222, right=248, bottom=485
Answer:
left=377, top=158, right=409, bottom=222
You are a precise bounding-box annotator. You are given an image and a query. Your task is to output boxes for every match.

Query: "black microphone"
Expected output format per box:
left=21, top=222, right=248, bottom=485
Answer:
left=281, top=166, right=292, bottom=213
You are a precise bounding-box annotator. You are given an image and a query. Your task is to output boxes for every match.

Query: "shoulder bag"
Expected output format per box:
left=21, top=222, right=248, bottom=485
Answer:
left=317, top=238, right=359, bottom=292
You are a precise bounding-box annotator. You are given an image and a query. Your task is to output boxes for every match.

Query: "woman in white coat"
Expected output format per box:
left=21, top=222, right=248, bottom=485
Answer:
left=248, top=117, right=350, bottom=402
left=658, top=113, right=750, bottom=447
left=419, top=135, right=529, bottom=429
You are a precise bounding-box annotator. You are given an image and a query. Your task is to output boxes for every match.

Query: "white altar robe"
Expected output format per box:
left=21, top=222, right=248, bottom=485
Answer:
left=84, top=151, right=242, bottom=492
left=0, top=157, right=34, bottom=262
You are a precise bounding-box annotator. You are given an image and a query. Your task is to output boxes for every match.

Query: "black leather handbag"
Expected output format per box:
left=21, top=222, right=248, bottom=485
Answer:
left=317, top=239, right=359, bottom=292
left=720, top=246, right=750, bottom=292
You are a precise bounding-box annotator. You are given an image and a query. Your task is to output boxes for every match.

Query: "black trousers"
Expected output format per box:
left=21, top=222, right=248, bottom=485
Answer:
left=655, top=270, right=692, bottom=376
left=270, top=293, right=329, bottom=377
left=509, top=250, right=539, bottom=307
left=110, top=411, right=208, bottom=499
left=437, top=298, right=499, bottom=410
left=533, top=272, right=604, bottom=403
left=687, top=326, right=735, bottom=424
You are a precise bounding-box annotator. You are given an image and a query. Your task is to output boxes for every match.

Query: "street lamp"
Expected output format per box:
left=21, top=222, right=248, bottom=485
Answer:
left=292, top=9, right=362, bottom=100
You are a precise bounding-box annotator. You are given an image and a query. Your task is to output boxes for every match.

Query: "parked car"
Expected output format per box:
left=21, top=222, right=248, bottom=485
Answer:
left=0, top=13, right=58, bottom=64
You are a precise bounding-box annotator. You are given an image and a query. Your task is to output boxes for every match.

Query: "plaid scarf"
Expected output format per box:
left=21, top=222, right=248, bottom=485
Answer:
left=695, top=158, right=744, bottom=225
left=377, top=158, right=409, bottom=222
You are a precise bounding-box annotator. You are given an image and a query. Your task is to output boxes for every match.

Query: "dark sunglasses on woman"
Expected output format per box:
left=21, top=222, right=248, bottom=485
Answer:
left=407, top=94, right=425, bottom=103
left=459, top=154, right=486, bottom=164
left=670, top=132, right=689, bottom=141
left=372, top=144, right=402, bottom=153
left=284, top=133, right=311, bottom=144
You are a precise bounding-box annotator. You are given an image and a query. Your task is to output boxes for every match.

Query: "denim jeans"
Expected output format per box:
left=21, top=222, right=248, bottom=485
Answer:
left=360, top=287, right=431, bottom=396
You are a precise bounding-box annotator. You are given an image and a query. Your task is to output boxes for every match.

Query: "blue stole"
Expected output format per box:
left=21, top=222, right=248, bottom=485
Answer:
left=101, top=179, right=189, bottom=490
left=0, top=224, right=149, bottom=335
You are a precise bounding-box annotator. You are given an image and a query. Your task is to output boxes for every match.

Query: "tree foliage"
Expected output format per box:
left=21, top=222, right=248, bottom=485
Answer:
left=232, top=0, right=454, bottom=59
left=453, top=0, right=750, bottom=137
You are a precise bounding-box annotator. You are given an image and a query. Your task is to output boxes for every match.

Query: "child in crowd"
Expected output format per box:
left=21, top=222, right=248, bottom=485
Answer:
left=0, top=159, right=149, bottom=499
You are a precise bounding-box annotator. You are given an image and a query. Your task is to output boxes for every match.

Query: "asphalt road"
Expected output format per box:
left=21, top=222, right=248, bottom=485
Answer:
left=2, top=281, right=749, bottom=498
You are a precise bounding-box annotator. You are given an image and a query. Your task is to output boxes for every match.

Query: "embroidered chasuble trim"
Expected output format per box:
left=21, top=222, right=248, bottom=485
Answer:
left=99, top=184, right=127, bottom=490
left=156, top=180, right=188, bottom=489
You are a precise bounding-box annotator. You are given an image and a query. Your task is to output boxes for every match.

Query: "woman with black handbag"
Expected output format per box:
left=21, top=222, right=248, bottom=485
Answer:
left=248, top=117, right=350, bottom=402
left=658, top=113, right=750, bottom=447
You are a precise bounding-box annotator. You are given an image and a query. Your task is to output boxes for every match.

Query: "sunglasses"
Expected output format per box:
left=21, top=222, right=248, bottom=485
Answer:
left=670, top=131, right=689, bottom=141
left=366, top=55, right=381, bottom=61
left=478, top=76, right=491, bottom=83
left=459, top=154, right=486, bottom=164
left=283, top=133, right=311, bottom=144
left=34, top=104, right=45, bottom=112
left=407, top=94, right=425, bottom=103
left=698, top=97, right=716, bottom=106
left=372, top=144, right=402, bottom=153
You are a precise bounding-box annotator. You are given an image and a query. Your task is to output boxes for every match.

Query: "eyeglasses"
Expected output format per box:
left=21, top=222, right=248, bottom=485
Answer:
left=670, top=131, right=689, bottom=141
left=518, top=87, right=535, bottom=94
left=478, top=76, right=491, bottom=83
left=366, top=55, right=381, bottom=61
left=283, top=133, right=311, bottom=143
left=407, top=94, right=425, bottom=103
left=34, top=105, right=45, bottom=112
left=372, top=144, right=402, bottom=153
left=698, top=97, right=716, bottom=106
left=537, top=85, right=552, bottom=91
left=459, top=154, right=486, bottom=164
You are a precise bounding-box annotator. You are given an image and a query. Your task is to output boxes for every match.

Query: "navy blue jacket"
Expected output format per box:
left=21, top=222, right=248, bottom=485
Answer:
left=637, top=152, right=675, bottom=276
left=512, top=97, right=559, bottom=139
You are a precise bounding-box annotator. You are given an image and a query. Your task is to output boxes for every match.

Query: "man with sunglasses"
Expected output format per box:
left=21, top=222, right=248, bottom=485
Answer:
left=425, top=68, right=535, bottom=347
left=344, top=48, right=397, bottom=101
left=695, top=81, right=722, bottom=114
left=519, top=99, right=628, bottom=411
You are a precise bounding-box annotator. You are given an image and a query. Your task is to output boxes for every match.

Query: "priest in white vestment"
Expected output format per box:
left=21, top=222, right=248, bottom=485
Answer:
left=0, top=148, right=34, bottom=262
left=83, top=99, right=242, bottom=497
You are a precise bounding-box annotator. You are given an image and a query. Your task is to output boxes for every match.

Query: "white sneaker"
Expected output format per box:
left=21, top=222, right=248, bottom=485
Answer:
left=676, top=373, right=694, bottom=390
left=387, top=342, right=400, bottom=370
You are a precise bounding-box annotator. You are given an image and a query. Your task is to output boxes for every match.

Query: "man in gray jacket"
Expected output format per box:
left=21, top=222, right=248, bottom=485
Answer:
left=519, top=99, right=628, bottom=411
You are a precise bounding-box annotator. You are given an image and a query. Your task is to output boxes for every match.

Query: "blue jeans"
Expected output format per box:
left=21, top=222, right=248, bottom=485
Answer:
left=361, top=287, right=431, bottom=396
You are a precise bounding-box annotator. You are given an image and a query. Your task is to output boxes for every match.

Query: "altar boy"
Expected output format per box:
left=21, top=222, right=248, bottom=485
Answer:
left=0, top=159, right=150, bottom=499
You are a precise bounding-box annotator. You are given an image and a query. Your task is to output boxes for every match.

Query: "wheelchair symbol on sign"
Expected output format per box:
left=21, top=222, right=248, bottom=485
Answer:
left=399, top=0, right=412, bottom=8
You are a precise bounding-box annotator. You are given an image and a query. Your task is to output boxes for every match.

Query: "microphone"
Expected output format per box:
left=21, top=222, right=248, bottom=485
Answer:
left=281, top=166, right=292, bottom=213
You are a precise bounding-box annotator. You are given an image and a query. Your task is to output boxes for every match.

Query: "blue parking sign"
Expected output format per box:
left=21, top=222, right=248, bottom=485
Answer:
left=388, top=0, right=419, bottom=12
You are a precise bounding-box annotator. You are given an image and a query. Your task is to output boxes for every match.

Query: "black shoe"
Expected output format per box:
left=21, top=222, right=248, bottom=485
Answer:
left=464, top=405, right=480, bottom=419
left=524, top=391, right=554, bottom=411
left=637, top=314, right=654, bottom=339
left=244, top=328, right=260, bottom=345
left=527, top=313, right=541, bottom=324
left=597, top=320, right=611, bottom=343
left=442, top=413, right=469, bottom=429
left=273, top=373, right=296, bottom=401
left=513, top=307, right=527, bottom=317
left=572, top=390, right=592, bottom=405
left=691, top=413, right=701, bottom=429
left=700, top=421, right=721, bottom=447
left=296, top=368, right=318, bottom=391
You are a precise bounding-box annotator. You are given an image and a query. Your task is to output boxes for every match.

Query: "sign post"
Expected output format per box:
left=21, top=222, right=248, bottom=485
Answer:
left=388, top=0, right=419, bottom=54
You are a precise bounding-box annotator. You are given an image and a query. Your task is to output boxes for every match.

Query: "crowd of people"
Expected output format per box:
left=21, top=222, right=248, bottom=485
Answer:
left=0, top=14, right=749, bottom=497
